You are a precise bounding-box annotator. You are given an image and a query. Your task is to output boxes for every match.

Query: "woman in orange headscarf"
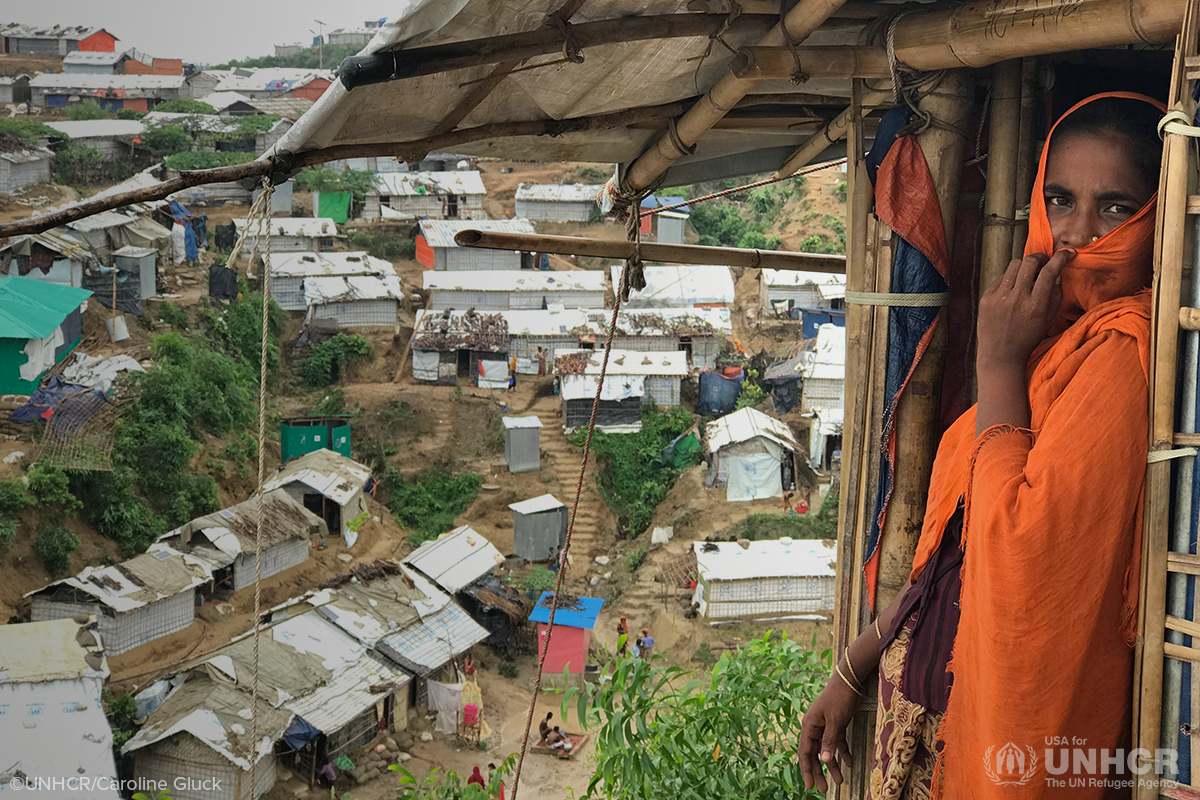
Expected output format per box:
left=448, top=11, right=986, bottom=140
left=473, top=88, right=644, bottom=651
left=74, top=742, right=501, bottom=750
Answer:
left=798, top=93, right=1164, bottom=799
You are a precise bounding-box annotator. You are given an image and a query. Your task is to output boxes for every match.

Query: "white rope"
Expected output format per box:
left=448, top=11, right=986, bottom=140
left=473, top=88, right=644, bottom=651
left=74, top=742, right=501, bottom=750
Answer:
left=1158, top=109, right=1200, bottom=139
left=844, top=290, right=950, bottom=307
left=1148, top=446, right=1199, bottom=463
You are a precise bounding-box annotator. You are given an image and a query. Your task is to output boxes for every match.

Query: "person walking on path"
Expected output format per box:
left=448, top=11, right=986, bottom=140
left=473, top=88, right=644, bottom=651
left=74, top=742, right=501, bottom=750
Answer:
left=536, top=346, right=547, bottom=376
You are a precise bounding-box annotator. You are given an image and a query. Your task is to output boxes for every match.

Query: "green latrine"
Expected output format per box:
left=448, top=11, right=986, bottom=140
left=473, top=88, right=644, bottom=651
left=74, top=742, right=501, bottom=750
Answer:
left=0, top=276, right=92, bottom=394
left=280, top=415, right=352, bottom=463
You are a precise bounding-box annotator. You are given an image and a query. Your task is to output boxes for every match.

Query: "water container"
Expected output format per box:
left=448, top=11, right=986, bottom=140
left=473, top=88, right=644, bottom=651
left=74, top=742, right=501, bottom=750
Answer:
left=462, top=703, right=479, bottom=726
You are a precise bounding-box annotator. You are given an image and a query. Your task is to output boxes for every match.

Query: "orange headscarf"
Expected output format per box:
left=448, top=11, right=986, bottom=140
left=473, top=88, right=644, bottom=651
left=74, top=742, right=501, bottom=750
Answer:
left=910, top=93, right=1160, bottom=798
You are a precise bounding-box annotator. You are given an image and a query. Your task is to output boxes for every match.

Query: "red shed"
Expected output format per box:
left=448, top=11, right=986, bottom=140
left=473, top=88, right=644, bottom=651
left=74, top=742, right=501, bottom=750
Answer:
left=290, top=77, right=332, bottom=102
left=529, top=592, right=604, bottom=674
left=78, top=29, right=117, bottom=52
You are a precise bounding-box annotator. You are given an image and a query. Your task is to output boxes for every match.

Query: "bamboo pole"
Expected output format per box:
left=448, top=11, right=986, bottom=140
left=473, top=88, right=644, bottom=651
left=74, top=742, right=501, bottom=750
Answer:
left=621, top=0, right=849, bottom=193
left=873, top=70, right=972, bottom=614
left=892, top=0, right=1185, bottom=71
left=729, top=46, right=891, bottom=80
left=453, top=230, right=847, bottom=272
left=1011, top=58, right=1039, bottom=259
left=979, top=60, right=1022, bottom=295
left=774, top=90, right=892, bottom=179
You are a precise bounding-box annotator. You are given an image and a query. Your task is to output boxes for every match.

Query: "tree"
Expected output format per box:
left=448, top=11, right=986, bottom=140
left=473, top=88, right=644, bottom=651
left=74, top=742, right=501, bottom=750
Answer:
left=209, top=43, right=361, bottom=71
left=67, top=99, right=111, bottom=121
left=53, top=142, right=105, bottom=186
left=33, top=526, right=81, bottom=577
left=141, top=124, right=191, bottom=156
left=564, top=632, right=830, bottom=800
left=153, top=98, right=216, bottom=115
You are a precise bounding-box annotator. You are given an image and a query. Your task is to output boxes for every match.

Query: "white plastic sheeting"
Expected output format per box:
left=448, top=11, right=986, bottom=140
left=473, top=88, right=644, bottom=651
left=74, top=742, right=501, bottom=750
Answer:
left=303, top=274, right=403, bottom=305
left=60, top=352, right=145, bottom=392
left=19, top=325, right=64, bottom=381
left=560, top=373, right=644, bottom=402
left=477, top=358, right=509, bottom=389
left=611, top=264, right=735, bottom=307
left=426, top=680, right=462, bottom=734
left=725, top=449, right=782, bottom=502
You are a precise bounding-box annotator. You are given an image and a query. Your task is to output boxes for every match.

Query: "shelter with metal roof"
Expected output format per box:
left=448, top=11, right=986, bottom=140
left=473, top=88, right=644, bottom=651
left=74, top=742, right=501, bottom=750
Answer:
left=0, top=23, right=116, bottom=56
left=28, top=545, right=212, bottom=656
left=364, top=170, right=487, bottom=221
left=28, top=73, right=186, bottom=110
left=0, top=74, right=30, bottom=105
left=261, top=449, right=373, bottom=547
left=416, top=218, right=537, bottom=271
left=0, top=617, right=119, bottom=798
left=42, top=119, right=147, bottom=161
left=0, top=277, right=91, bottom=394
left=691, top=538, right=837, bottom=621
left=233, top=217, right=340, bottom=253
left=800, top=323, right=845, bottom=468
left=704, top=406, right=803, bottom=503
left=403, top=525, right=504, bottom=595
left=503, top=415, right=543, bottom=473
left=514, top=182, right=605, bottom=222
left=266, top=251, right=392, bottom=311
left=759, top=268, right=846, bottom=318
left=0, top=137, right=52, bottom=194
left=424, top=268, right=605, bottom=312
left=611, top=264, right=735, bottom=308
left=510, top=494, right=568, bottom=562
left=556, top=348, right=689, bottom=432
left=528, top=592, right=604, bottom=674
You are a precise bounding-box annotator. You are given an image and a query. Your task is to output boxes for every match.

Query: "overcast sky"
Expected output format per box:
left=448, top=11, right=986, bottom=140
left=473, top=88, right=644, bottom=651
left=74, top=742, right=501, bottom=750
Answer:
left=16, top=2, right=389, bottom=64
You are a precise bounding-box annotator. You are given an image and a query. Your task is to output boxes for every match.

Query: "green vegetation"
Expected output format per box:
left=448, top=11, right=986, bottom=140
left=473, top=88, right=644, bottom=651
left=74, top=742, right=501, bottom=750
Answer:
left=388, top=753, right=517, bottom=800
left=158, top=303, right=189, bottom=329
left=718, top=481, right=839, bottom=541
left=0, top=478, right=30, bottom=517
left=299, top=332, right=373, bottom=387
left=27, top=465, right=82, bottom=520
left=799, top=234, right=843, bottom=255
left=355, top=399, right=417, bottom=471
left=141, top=124, right=191, bottom=156
left=0, top=118, right=66, bottom=146
left=163, top=151, right=256, bottom=171
left=66, top=99, right=111, bottom=121
left=735, top=368, right=766, bottom=410
left=571, top=165, right=610, bottom=183
left=103, top=690, right=139, bottom=754
left=565, top=632, right=829, bottom=800
left=835, top=180, right=847, bottom=203
left=506, top=565, right=558, bottom=595
left=690, top=641, right=718, bottom=667
left=212, top=291, right=287, bottom=378
left=497, top=660, right=520, bottom=679
left=346, top=228, right=416, bottom=261
left=295, top=167, right=380, bottom=217
left=570, top=405, right=693, bottom=538
left=384, top=467, right=483, bottom=545
left=33, top=525, right=81, bottom=577
left=53, top=142, right=105, bottom=186
left=116, top=109, right=147, bottom=121
left=153, top=98, right=217, bottom=115
left=211, top=43, right=361, bottom=71
left=625, top=546, right=648, bottom=571
left=310, top=389, right=346, bottom=416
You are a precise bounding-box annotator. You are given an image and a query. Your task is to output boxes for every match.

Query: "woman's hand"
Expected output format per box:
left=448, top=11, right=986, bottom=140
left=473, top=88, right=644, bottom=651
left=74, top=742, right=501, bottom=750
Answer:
left=798, top=674, right=863, bottom=792
left=976, top=250, right=1072, bottom=372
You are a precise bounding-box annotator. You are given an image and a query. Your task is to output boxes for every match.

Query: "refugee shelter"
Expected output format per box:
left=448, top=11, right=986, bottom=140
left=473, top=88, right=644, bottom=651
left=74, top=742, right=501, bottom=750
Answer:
left=66, top=208, right=171, bottom=268
left=759, top=269, right=846, bottom=319
left=28, top=545, right=211, bottom=656
left=510, top=495, right=568, bottom=562
left=556, top=348, right=689, bottom=432
left=160, top=490, right=327, bottom=591
left=595, top=308, right=730, bottom=370
left=363, top=171, right=487, bottom=221
left=760, top=354, right=805, bottom=414
left=410, top=308, right=508, bottom=386
left=0, top=617, right=119, bottom=799
left=0, top=74, right=31, bottom=105
left=529, top=592, right=603, bottom=674
left=306, top=273, right=403, bottom=328
left=704, top=407, right=803, bottom=502
left=416, top=218, right=537, bottom=271
left=0, top=23, right=116, bottom=55
left=425, top=269, right=605, bottom=311
left=503, top=416, right=542, bottom=473
left=261, top=449, right=373, bottom=547
left=691, top=538, right=837, bottom=621
left=502, top=307, right=589, bottom=373
left=514, top=183, right=603, bottom=221
left=280, top=415, right=352, bottom=462
left=265, top=251, right=392, bottom=311
left=233, top=217, right=339, bottom=253
left=0, top=140, right=52, bottom=194
left=29, top=73, right=186, bottom=111
left=800, top=324, right=845, bottom=468
left=0, top=277, right=90, bottom=394
left=42, top=119, right=145, bottom=161
left=611, top=264, right=735, bottom=308
left=697, top=367, right=745, bottom=416
left=404, top=526, right=504, bottom=596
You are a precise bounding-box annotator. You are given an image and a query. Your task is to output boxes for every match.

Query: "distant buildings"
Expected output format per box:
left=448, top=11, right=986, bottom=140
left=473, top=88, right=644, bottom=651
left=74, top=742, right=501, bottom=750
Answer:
left=514, top=183, right=603, bottom=222
left=29, top=73, right=187, bottom=111
left=424, top=269, right=606, bottom=312
left=187, top=68, right=332, bottom=101
left=0, top=23, right=117, bottom=55
left=0, top=140, right=53, bottom=193
left=0, top=74, right=30, bottom=104
left=364, top=171, right=487, bottom=222
left=62, top=48, right=182, bottom=76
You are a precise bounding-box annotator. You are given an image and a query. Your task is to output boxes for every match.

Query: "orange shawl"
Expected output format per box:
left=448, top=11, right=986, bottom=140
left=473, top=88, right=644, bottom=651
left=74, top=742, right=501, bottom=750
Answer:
left=910, top=93, right=1161, bottom=798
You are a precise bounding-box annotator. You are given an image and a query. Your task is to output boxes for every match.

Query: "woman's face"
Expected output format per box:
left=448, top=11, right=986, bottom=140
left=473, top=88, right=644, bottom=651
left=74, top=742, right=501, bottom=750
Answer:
left=1044, top=131, right=1156, bottom=252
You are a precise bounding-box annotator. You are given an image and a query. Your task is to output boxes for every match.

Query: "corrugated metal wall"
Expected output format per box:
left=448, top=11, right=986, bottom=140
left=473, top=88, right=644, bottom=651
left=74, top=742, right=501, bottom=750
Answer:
left=643, top=376, right=681, bottom=407
left=0, top=157, right=50, bottom=194
left=31, top=590, right=195, bottom=656
left=505, top=427, right=540, bottom=473
left=514, top=507, right=567, bottom=561
left=429, top=289, right=508, bottom=312
left=767, top=286, right=827, bottom=308
left=431, top=289, right=604, bottom=311
left=507, top=290, right=604, bottom=309
left=135, top=735, right=276, bottom=800
left=232, top=539, right=309, bottom=588
left=311, top=298, right=399, bottom=327
left=514, top=199, right=591, bottom=222
left=441, top=248, right=522, bottom=271
left=270, top=276, right=306, bottom=311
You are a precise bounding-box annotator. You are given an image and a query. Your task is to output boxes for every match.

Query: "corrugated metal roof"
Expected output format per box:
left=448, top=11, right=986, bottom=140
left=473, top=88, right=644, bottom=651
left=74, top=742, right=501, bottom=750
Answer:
left=268, top=251, right=391, bottom=278
left=67, top=208, right=141, bottom=231
left=0, top=23, right=101, bottom=40
left=0, top=276, right=92, bottom=340
left=693, top=538, right=838, bottom=581
left=556, top=348, right=689, bottom=377
left=194, top=91, right=252, bottom=111
left=424, top=269, right=605, bottom=293
left=29, top=73, right=186, bottom=91
left=165, top=489, right=327, bottom=559
left=262, top=449, right=371, bottom=505
left=528, top=592, right=603, bottom=629
left=304, top=274, right=403, bottom=304
left=0, top=143, right=52, bottom=165
left=210, top=67, right=332, bottom=93
left=514, top=182, right=602, bottom=202
left=377, top=601, right=489, bottom=674
left=0, top=75, right=30, bottom=86
left=286, top=654, right=409, bottom=733
left=502, top=416, right=543, bottom=429
left=376, top=170, right=486, bottom=197
left=244, top=95, right=315, bottom=119
left=611, top=264, right=735, bottom=307
left=705, top=407, right=800, bottom=455
left=509, top=494, right=565, bottom=515
left=27, top=545, right=212, bottom=612
left=418, top=218, right=536, bottom=249
left=63, top=50, right=127, bottom=65
left=233, top=217, right=340, bottom=238
left=761, top=269, right=846, bottom=299
left=403, top=525, right=503, bottom=595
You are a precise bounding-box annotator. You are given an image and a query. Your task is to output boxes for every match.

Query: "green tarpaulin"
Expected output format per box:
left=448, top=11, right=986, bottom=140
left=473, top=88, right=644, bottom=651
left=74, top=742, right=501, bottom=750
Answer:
left=661, top=431, right=701, bottom=469
left=318, top=191, right=351, bottom=224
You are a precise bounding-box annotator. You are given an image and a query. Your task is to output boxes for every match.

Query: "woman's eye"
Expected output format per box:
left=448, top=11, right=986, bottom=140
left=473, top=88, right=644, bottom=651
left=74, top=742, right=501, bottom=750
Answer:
left=1103, top=204, right=1134, bottom=216
left=1046, top=195, right=1071, bottom=207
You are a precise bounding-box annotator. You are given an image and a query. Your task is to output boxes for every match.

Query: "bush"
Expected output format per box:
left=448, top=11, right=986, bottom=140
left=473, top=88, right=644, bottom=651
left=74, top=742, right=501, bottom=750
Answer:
left=135, top=332, right=257, bottom=437
left=719, top=481, right=839, bottom=541
left=736, top=369, right=767, bottom=410
left=835, top=180, right=848, bottom=203
left=70, top=470, right=163, bottom=556
left=0, top=118, right=66, bottom=146
left=310, top=389, right=346, bottom=416
left=384, top=467, right=483, bottom=545
left=158, top=303, right=189, bottom=329
left=0, top=478, right=30, bottom=517
left=625, top=546, right=648, bottom=572
left=300, top=333, right=374, bottom=387
left=510, top=566, right=557, bottom=594
left=497, top=660, right=520, bottom=679
left=26, top=465, right=82, bottom=519
left=116, top=109, right=147, bottom=121
left=572, top=165, right=609, bottom=184
left=223, top=432, right=259, bottom=466
left=141, top=124, right=191, bottom=156
left=53, top=142, right=105, bottom=186
left=164, top=151, right=256, bottom=171
left=154, top=98, right=217, bottom=115
left=217, top=292, right=286, bottom=378
left=67, top=99, right=111, bottom=121
left=294, top=167, right=380, bottom=215
left=33, top=526, right=80, bottom=577
left=345, top=230, right=416, bottom=261
left=0, top=518, right=16, bottom=550
left=211, top=43, right=361, bottom=71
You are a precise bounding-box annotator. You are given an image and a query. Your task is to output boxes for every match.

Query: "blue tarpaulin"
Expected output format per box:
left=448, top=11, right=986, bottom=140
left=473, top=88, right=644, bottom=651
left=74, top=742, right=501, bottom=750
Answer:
left=280, top=716, right=322, bottom=750
left=698, top=370, right=743, bottom=415
left=11, top=375, right=102, bottom=423
left=529, top=592, right=604, bottom=629
left=166, top=201, right=194, bottom=220
left=184, top=223, right=198, bottom=262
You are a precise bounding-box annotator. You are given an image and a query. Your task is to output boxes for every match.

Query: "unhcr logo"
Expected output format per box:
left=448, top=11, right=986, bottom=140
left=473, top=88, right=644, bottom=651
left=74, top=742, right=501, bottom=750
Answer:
left=984, top=743, right=1039, bottom=786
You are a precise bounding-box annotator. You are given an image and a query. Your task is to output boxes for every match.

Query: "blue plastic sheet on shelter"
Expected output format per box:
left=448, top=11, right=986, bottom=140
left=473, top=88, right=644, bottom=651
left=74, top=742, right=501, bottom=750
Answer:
left=11, top=375, right=100, bottom=423
left=280, top=716, right=321, bottom=751
left=697, top=369, right=743, bottom=415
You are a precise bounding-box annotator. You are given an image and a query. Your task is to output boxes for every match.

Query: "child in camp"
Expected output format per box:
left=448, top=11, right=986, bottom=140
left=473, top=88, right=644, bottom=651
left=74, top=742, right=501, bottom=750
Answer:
left=798, top=93, right=1162, bottom=799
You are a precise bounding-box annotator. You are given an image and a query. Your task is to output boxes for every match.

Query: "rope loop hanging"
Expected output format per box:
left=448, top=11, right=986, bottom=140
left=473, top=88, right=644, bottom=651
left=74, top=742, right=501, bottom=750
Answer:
left=546, top=10, right=584, bottom=64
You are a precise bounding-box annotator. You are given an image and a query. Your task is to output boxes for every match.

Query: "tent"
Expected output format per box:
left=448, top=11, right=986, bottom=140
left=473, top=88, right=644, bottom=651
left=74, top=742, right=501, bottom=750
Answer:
left=704, top=407, right=802, bottom=502
left=0, top=277, right=92, bottom=394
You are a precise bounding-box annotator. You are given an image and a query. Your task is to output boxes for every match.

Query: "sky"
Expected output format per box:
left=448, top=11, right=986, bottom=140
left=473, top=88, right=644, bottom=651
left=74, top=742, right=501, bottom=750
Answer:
left=11, top=2, right=390, bottom=65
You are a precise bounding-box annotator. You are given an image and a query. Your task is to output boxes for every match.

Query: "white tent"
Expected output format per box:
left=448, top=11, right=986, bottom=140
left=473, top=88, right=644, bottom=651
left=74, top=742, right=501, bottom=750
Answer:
left=704, top=407, right=801, bottom=502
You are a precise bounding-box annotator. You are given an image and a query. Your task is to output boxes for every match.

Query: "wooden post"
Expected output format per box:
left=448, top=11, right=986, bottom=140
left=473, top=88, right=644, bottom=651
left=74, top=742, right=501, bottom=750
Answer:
left=979, top=60, right=1022, bottom=296
left=872, top=70, right=973, bottom=615
left=774, top=91, right=892, bottom=179
left=1011, top=58, right=1040, bottom=259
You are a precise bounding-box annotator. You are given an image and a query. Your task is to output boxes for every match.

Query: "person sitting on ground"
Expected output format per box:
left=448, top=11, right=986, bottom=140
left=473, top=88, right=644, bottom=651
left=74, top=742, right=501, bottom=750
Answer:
left=538, top=711, right=553, bottom=743
left=546, top=725, right=573, bottom=756
left=782, top=492, right=796, bottom=515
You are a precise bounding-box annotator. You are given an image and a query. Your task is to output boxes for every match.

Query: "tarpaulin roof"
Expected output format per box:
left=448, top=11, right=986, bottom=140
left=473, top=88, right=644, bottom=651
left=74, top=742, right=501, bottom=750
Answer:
left=0, top=277, right=92, bottom=340
left=27, top=545, right=213, bottom=612
left=0, top=228, right=90, bottom=260
left=423, top=269, right=605, bottom=293
left=761, top=268, right=847, bottom=300
left=42, top=119, right=145, bottom=139
left=374, top=170, right=487, bottom=196
left=0, top=616, right=107, bottom=684
left=234, top=217, right=340, bottom=237
left=801, top=323, right=845, bottom=381
left=164, top=488, right=328, bottom=559
left=403, top=525, right=503, bottom=594
left=528, top=592, right=603, bottom=629
left=610, top=264, right=735, bottom=307
left=705, top=406, right=800, bottom=455
left=693, top=538, right=838, bottom=581
left=555, top=347, right=689, bottom=377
